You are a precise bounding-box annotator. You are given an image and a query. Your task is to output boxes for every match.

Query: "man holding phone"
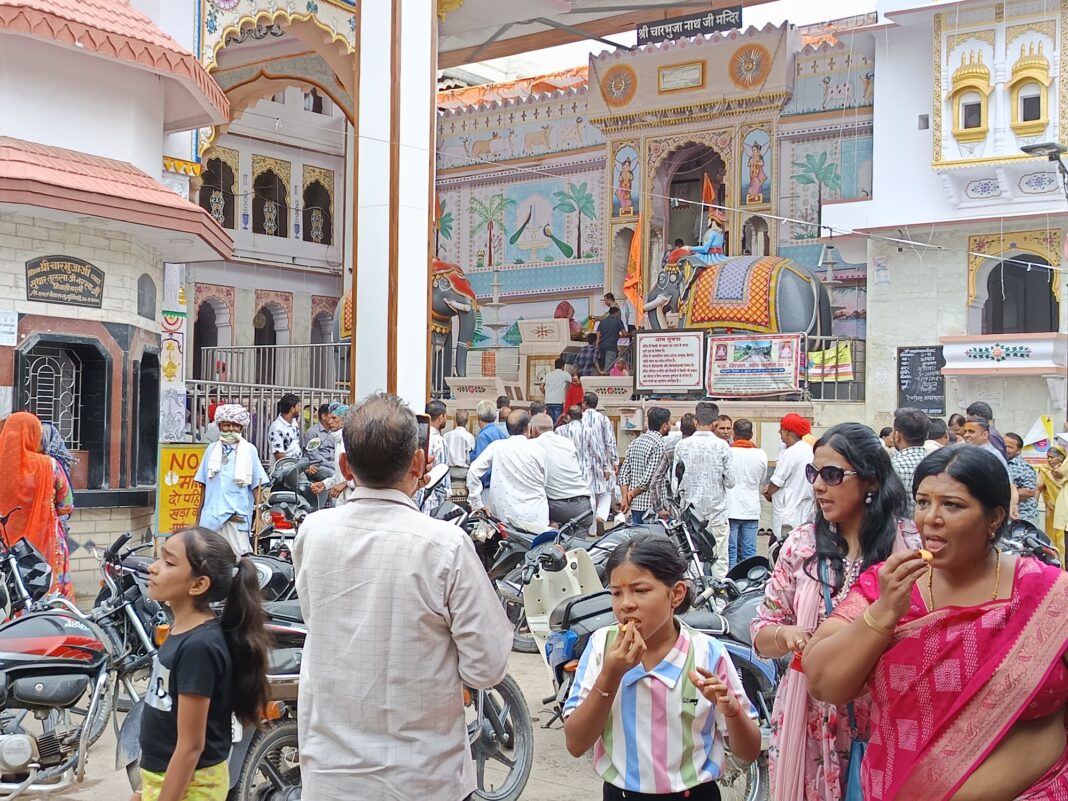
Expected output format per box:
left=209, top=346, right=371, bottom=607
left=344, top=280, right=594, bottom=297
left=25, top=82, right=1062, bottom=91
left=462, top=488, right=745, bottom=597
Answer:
left=414, top=402, right=448, bottom=513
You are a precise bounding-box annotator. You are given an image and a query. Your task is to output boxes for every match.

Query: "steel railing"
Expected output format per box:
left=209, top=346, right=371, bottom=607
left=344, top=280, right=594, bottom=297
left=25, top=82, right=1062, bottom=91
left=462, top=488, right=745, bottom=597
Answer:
left=801, top=335, right=866, bottom=402
left=187, top=379, right=348, bottom=462
left=200, top=344, right=350, bottom=390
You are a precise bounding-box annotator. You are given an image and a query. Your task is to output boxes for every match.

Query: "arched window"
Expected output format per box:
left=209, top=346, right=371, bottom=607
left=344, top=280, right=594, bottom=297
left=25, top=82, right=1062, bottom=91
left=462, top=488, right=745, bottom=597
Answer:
left=982, top=255, right=1059, bottom=334
left=199, top=157, right=236, bottom=229
left=252, top=170, right=289, bottom=237
left=137, top=274, right=156, bottom=320
left=741, top=217, right=770, bottom=256
left=302, top=181, right=333, bottom=245
left=959, top=91, right=983, bottom=130
left=1019, top=82, right=1043, bottom=122
left=304, top=88, right=325, bottom=114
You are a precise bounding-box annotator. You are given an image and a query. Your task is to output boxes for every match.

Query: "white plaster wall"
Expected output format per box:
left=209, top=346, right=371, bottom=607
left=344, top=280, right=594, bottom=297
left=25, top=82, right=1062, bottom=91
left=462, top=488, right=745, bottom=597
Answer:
left=863, top=222, right=1067, bottom=432
left=0, top=213, right=163, bottom=331
left=0, top=38, right=165, bottom=176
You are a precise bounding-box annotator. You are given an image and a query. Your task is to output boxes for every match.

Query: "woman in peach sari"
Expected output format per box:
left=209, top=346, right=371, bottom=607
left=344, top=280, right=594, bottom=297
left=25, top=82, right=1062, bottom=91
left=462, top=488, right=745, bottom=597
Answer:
left=805, top=445, right=1068, bottom=801
left=0, top=412, right=75, bottom=599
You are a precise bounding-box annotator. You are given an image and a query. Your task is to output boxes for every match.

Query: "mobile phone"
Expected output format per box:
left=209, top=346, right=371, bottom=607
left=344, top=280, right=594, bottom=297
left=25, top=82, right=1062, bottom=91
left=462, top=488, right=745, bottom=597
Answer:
left=415, top=413, right=431, bottom=462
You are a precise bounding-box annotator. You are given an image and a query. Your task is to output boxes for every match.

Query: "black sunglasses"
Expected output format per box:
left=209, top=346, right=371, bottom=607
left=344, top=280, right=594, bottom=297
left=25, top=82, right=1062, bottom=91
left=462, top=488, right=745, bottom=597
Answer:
left=805, top=463, right=859, bottom=486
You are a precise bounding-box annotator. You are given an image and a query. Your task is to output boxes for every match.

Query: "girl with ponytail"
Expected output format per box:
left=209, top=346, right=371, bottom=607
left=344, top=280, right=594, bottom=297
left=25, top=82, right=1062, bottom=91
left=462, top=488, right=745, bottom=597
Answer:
left=136, top=527, right=270, bottom=801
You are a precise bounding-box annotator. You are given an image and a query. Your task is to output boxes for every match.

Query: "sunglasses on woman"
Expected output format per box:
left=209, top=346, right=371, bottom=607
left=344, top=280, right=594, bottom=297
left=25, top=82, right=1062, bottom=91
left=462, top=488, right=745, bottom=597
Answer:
left=804, top=463, right=859, bottom=486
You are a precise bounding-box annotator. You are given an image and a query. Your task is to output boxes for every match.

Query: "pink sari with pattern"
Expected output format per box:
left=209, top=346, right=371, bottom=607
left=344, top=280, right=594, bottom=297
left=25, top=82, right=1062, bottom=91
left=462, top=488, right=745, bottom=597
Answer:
left=834, top=557, right=1068, bottom=801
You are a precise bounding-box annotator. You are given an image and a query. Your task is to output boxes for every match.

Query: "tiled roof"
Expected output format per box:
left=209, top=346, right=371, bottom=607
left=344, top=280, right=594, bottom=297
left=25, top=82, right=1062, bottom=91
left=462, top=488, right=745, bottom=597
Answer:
left=437, top=66, right=588, bottom=113
left=0, top=0, right=228, bottom=123
left=0, top=136, right=232, bottom=258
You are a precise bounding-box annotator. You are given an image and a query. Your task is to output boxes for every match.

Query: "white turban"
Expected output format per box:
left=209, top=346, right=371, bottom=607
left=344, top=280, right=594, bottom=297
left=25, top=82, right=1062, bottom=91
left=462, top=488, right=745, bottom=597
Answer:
left=213, top=404, right=250, bottom=427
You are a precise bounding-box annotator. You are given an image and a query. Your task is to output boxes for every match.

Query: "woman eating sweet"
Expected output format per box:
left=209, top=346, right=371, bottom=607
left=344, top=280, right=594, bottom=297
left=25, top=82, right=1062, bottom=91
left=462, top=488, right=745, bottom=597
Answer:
left=804, top=445, right=1068, bottom=800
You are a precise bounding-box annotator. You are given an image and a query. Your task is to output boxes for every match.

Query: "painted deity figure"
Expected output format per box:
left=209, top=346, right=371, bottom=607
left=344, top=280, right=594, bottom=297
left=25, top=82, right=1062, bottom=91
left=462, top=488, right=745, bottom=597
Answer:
left=681, top=214, right=729, bottom=302
left=747, top=143, right=767, bottom=202
left=615, top=157, right=634, bottom=215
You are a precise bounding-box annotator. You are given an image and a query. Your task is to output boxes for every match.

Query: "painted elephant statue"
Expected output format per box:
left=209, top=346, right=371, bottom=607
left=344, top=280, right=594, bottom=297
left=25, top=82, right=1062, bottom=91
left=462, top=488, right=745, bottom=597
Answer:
left=644, top=250, right=831, bottom=337
left=431, top=258, right=478, bottom=394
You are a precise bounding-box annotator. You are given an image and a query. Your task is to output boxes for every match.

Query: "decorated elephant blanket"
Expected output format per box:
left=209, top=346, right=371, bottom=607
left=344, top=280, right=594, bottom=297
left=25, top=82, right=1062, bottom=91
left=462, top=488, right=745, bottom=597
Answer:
left=686, top=255, right=790, bottom=332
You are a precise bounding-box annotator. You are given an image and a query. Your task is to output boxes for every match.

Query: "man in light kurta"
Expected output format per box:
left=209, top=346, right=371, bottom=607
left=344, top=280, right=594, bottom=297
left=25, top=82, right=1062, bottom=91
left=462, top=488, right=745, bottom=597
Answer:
left=579, top=391, right=619, bottom=527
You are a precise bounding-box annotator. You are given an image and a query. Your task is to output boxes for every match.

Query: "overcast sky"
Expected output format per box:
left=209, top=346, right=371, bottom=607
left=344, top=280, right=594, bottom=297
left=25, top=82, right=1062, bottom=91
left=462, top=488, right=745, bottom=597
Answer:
left=469, top=0, right=878, bottom=79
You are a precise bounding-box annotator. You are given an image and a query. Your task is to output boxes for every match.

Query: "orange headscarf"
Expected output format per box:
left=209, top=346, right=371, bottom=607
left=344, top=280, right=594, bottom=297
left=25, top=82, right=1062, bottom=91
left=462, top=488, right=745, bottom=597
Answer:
left=0, top=413, right=58, bottom=558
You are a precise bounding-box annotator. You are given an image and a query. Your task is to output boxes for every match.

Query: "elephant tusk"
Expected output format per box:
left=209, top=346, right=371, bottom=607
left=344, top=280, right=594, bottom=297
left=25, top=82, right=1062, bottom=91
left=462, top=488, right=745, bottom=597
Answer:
left=444, top=298, right=472, bottom=313
left=644, top=293, right=670, bottom=312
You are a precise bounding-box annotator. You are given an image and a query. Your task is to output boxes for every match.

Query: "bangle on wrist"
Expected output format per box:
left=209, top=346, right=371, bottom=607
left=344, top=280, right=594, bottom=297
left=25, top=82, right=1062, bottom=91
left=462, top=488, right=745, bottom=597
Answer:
left=773, top=625, right=789, bottom=652
left=593, top=681, right=617, bottom=699
left=863, top=607, right=895, bottom=638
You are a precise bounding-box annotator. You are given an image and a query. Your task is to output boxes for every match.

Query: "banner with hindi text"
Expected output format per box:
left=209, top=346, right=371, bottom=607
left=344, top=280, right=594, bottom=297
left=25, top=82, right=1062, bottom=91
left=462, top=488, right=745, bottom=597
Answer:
left=157, top=444, right=206, bottom=534
left=706, top=334, right=801, bottom=397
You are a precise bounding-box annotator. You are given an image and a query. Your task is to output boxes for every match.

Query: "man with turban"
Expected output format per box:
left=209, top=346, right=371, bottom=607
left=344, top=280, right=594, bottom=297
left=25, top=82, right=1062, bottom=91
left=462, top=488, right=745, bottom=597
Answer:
left=763, top=412, right=815, bottom=542
left=194, top=403, right=269, bottom=555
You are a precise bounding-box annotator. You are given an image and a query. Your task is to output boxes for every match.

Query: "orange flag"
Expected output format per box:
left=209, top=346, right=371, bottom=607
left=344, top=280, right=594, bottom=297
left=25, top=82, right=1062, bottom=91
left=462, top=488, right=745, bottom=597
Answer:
left=623, top=216, right=644, bottom=326
left=702, top=174, right=716, bottom=208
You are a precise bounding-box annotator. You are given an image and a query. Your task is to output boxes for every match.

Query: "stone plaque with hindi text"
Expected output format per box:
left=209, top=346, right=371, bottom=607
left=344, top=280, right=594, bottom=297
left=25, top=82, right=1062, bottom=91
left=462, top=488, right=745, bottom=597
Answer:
left=25, top=256, right=105, bottom=309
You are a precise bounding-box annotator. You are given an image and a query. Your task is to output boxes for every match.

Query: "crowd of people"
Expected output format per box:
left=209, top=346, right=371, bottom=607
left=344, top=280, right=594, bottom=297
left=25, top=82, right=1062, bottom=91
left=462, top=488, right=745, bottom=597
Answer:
left=4, top=386, right=1068, bottom=801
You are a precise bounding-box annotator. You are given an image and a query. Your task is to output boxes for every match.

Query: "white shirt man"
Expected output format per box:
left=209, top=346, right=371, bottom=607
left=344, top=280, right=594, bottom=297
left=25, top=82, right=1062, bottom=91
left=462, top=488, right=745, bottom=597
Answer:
left=529, top=414, right=594, bottom=532
left=443, top=416, right=475, bottom=468
left=766, top=414, right=815, bottom=538
left=467, top=412, right=549, bottom=530
left=672, top=412, right=735, bottom=579
left=540, top=362, right=572, bottom=415
left=268, top=411, right=302, bottom=468
left=725, top=421, right=768, bottom=568
left=294, top=395, right=511, bottom=801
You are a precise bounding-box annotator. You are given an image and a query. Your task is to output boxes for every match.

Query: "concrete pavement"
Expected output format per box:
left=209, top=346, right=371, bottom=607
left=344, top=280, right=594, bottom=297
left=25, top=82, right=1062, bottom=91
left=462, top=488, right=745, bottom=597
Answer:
left=65, top=651, right=601, bottom=800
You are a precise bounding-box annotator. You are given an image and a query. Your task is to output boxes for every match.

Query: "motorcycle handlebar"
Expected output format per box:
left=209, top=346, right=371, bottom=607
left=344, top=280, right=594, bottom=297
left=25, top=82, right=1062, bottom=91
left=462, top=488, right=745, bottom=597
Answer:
left=105, top=532, right=133, bottom=561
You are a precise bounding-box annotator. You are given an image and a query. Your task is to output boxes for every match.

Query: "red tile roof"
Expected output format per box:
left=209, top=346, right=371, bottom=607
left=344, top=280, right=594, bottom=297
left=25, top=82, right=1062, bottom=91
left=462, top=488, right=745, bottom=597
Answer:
left=0, top=0, right=228, bottom=123
left=0, top=136, right=232, bottom=259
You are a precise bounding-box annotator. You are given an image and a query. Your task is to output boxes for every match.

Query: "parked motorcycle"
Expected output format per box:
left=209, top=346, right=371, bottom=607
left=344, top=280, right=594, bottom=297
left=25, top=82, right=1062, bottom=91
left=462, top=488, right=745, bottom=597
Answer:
left=257, top=455, right=320, bottom=558
left=1002, top=519, right=1062, bottom=567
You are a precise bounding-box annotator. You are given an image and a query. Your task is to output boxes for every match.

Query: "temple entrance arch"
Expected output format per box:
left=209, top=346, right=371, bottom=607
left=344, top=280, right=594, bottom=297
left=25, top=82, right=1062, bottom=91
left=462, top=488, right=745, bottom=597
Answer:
left=742, top=216, right=771, bottom=257
left=610, top=226, right=636, bottom=301
left=651, top=143, right=728, bottom=250
left=254, top=302, right=290, bottom=384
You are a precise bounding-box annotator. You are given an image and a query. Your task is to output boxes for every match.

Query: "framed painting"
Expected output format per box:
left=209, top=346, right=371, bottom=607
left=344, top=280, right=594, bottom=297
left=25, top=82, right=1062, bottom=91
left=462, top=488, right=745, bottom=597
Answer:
left=611, top=143, right=640, bottom=218
left=740, top=127, right=772, bottom=206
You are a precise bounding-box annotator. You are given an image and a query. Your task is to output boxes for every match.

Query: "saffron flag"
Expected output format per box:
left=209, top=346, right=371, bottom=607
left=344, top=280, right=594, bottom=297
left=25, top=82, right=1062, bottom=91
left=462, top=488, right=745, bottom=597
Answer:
left=807, top=341, right=854, bottom=383
left=623, top=217, right=644, bottom=326
left=701, top=174, right=724, bottom=225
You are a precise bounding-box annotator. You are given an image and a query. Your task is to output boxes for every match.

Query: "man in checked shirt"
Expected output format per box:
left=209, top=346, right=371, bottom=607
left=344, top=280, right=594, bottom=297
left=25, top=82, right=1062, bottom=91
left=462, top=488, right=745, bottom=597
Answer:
left=619, top=407, right=672, bottom=525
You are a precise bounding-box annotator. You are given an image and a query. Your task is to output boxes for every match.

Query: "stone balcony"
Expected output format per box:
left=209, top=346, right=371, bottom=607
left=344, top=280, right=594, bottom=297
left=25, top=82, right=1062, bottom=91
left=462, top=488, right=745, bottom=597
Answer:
left=940, top=332, right=1067, bottom=376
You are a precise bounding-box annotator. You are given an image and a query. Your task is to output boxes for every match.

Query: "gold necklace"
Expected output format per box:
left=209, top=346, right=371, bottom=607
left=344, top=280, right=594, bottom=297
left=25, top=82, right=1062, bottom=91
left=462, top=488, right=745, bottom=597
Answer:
left=926, top=549, right=1001, bottom=609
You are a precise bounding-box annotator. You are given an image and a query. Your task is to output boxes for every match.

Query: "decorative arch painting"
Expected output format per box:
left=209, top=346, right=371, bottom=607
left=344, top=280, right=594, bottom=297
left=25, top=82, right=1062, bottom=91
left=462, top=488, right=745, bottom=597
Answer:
left=741, top=128, right=771, bottom=205
left=612, top=143, right=640, bottom=218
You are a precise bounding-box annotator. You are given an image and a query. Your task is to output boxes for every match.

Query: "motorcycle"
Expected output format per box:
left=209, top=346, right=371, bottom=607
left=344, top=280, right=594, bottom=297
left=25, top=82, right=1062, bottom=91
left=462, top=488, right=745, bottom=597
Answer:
left=256, top=456, right=318, bottom=559
left=1002, top=519, right=1062, bottom=567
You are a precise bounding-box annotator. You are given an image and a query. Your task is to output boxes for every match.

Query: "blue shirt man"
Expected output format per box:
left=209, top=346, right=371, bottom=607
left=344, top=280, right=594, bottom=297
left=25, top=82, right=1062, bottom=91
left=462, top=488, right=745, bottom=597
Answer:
left=470, top=399, right=508, bottom=488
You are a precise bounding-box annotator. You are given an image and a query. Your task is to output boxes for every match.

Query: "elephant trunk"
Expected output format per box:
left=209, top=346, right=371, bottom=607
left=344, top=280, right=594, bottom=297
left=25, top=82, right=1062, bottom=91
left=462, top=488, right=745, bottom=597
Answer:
left=643, top=293, right=672, bottom=330
left=453, top=308, right=476, bottom=377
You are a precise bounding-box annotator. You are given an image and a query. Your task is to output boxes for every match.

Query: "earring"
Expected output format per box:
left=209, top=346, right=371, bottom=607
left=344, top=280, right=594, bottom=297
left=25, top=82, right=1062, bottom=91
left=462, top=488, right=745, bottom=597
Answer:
left=865, top=491, right=874, bottom=505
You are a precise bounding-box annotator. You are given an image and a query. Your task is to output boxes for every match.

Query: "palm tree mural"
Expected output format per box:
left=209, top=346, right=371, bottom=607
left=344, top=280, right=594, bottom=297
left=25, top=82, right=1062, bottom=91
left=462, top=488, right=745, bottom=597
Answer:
left=434, top=197, right=454, bottom=257
left=551, top=182, right=597, bottom=259
left=792, top=152, right=842, bottom=233
left=469, top=193, right=514, bottom=266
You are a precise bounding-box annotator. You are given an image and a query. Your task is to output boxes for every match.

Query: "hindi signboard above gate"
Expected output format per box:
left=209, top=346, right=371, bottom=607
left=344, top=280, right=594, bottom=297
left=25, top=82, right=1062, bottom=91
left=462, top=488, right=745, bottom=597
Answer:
left=25, top=256, right=105, bottom=308
left=636, top=6, right=743, bottom=46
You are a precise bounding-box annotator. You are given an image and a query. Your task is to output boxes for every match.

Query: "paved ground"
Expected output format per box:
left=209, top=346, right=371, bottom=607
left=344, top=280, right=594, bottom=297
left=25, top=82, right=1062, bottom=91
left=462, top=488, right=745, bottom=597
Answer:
left=67, top=651, right=600, bottom=800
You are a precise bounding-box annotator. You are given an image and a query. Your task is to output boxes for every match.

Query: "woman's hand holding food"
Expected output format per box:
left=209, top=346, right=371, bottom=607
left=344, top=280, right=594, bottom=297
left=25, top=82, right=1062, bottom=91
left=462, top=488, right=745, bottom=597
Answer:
left=870, top=550, right=931, bottom=627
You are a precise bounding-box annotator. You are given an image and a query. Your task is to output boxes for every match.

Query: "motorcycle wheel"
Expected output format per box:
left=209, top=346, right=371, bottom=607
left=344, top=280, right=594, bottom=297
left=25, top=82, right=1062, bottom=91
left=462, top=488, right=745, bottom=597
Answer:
left=497, top=587, right=537, bottom=654
left=468, top=675, right=534, bottom=801
left=227, top=719, right=301, bottom=801
left=717, top=752, right=769, bottom=801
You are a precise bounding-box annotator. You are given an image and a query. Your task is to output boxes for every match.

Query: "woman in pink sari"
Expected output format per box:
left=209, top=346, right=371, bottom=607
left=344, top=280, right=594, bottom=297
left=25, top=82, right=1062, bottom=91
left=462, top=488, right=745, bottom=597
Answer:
left=805, top=445, right=1068, bottom=800
left=750, top=423, right=920, bottom=801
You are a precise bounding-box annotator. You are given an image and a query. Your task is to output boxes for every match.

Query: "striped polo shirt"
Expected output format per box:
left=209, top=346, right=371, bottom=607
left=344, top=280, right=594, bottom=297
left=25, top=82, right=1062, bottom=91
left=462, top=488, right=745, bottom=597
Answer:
left=564, top=622, right=757, bottom=794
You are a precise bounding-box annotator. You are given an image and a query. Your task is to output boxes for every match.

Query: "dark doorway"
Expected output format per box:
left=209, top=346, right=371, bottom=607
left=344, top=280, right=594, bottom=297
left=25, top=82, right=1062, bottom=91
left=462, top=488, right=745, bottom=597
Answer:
left=132, top=352, right=160, bottom=486
left=252, top=170, right=289, bottom=237
left=982, top=255, right=1059, bottom=334
left=254, top=305, right=278, bottom=384
left=192, top=301, right=219, bottom=380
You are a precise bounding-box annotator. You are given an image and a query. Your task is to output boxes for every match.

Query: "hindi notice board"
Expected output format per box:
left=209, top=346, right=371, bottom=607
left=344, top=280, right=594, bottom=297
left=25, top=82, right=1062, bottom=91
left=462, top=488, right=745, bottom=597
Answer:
left=637, top=6, right=743, bottom=45
left=706, top=334, right=802, bottom=397
left=157, top=443, right=206, bottom=534
left=25, top=256, right=104, bottom=308
left=897, top=346, right=946, bottom=416
left=634, top=330, right=706, bottom=393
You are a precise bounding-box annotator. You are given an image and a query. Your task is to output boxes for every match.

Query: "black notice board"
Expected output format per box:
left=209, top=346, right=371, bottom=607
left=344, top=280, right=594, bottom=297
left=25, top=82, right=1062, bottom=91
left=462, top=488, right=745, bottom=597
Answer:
left=897, top=346, right=946, bottom=416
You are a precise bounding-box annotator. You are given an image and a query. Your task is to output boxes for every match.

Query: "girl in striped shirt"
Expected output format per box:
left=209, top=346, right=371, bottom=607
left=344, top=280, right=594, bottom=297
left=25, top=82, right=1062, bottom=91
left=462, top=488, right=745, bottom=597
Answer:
left=564, top=534, right=761, bottom=800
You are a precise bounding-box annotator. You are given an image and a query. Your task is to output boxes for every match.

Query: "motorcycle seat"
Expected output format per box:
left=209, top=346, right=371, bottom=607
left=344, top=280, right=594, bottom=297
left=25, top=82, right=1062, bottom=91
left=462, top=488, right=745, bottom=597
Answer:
left=121, top=556, right=154, bottom=575
left=679, top=609, right=728, bottom=637
left=263, top=599, right=304, bottom=624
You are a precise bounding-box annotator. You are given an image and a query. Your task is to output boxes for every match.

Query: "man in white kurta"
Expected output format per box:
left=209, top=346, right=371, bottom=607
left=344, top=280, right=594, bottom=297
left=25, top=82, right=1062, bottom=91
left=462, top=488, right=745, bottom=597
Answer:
left=294, top=393, right=512, bottom=801
left=467, top=410, right=550, bottom=530
left=579, top=391, right=619, bottom=524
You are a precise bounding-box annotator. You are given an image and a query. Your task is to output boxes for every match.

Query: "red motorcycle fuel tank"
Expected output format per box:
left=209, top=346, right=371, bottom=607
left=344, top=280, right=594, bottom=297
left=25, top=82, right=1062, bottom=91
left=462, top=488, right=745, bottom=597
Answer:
left=0, top=612, right=106, bottom=665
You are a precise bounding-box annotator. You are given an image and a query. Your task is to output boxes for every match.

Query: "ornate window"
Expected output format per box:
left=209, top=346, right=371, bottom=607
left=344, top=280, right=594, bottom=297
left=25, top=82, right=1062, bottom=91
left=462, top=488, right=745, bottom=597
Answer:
left=199, top=157, right=236, bottom=229
left=983, top=256, right=1058, bottom=334
left=949, top=51, right=991, bottom=144
left=302, top=180, right=333, bottom=245
left=252, top=170, right=289, bottom=237
left=1008, top=43, right=1050, bottom=137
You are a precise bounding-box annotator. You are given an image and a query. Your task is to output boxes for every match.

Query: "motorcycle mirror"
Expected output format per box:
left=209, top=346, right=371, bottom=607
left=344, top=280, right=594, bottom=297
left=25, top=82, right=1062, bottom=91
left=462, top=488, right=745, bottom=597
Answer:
left=306, top=437, right=322, bottom=450
left=424, top=463, right=451, bottom=493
